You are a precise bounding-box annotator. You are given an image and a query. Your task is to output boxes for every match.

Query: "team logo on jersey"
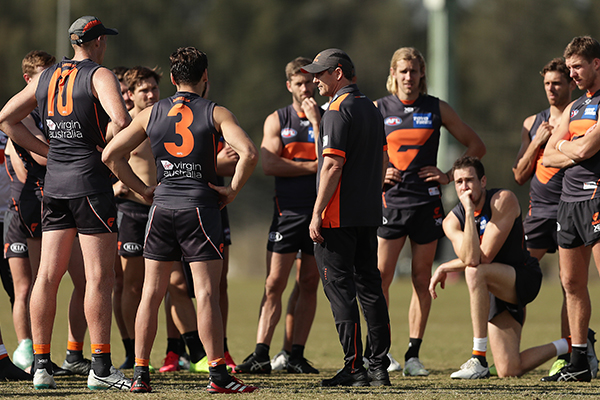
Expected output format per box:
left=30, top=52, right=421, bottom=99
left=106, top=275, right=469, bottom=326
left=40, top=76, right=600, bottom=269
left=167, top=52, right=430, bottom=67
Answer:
left=428, top=187, right=440, bottom=196
left=281, top=128, right=297, bottom=139
left=478, top=216, right=488, bottom=236
left=123, top=242, right=143, bottom=253
left=583, top=181, right=597, bottom=190
left=308, top=127, right=315, bottom=143
left=45, top=119, right=83, bottom=139
left=161, top=160, right=174, bottom=170
left=268, top=231, right=283, bottom=242
left=413, top=113, right=433, bottom=128
left=47, top=119, right=56, bottom=130
left=382, top=216, right=388, bottom=225
left=592, top=212, right=600, bottom=230
left=404, top=107, right=414, bottom=113
left=384, top=116, right=402, bottom=126
left=583, top=105, right=599, bottom=120
left=9, top=242, right=27, bottom=254
left=571, top=109, right=579, bottom=118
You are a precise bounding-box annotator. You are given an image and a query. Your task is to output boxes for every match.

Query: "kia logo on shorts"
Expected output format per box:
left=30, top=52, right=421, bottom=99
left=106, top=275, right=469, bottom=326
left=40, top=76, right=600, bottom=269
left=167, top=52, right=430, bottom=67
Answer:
left=384, top=116, right=402, bottom=126
left=123, top=242, right=143, bottom=253
left=10, top=243, right=27, bottom=253
left=268, top=232, right=283, bottom=242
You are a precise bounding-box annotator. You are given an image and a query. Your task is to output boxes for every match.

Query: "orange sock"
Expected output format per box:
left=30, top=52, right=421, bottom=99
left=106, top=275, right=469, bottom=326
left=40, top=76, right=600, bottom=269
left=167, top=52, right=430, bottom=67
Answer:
left=67, top=341, right=84, bottom=352
left=209, top=358, right=225, bottom=368
left=472, top=350, right=486, bottom=358
left=135, top=358, right=150, bottom=367
left=91, top=343, right=110, bottom=355
left=34, top=344, right=51, bottom=354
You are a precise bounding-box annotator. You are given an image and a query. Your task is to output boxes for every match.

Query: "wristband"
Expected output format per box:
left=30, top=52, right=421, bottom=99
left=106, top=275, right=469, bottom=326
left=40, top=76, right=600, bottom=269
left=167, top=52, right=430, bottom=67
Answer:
left=557, top=140, right=567, bottom=153
left=571, top=158, right=576, bottom=165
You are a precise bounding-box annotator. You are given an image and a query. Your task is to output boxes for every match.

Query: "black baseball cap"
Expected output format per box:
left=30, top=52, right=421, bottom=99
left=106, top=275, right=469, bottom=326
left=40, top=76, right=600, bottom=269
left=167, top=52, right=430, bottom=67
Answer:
left=301, top=48, right=354, bottom=77
left=68, top=16, right=118, bottom=45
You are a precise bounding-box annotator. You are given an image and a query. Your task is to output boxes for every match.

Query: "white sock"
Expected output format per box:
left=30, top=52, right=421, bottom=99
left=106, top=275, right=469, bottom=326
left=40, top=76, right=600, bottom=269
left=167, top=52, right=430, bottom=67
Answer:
left=473, top=337, right=487, bottom=353
left=552, top=338, right=569, bottom=356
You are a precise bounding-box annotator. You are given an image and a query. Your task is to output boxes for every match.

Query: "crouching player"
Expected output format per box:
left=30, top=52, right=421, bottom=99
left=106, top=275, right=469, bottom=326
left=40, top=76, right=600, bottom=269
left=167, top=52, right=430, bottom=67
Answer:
left=103, top=47, right=258, bottom=393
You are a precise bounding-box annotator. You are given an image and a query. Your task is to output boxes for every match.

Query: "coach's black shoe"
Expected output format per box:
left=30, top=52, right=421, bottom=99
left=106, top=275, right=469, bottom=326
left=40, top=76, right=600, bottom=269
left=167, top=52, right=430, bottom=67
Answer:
left=233, top=353, right=271, bottom=374
left=541, top=364, right=592, bottom=382
left=368, top=368, right=391, bottom=386
left=321, top=367, right=369, bottom=387
left=287, top=357, right=319, bottom=374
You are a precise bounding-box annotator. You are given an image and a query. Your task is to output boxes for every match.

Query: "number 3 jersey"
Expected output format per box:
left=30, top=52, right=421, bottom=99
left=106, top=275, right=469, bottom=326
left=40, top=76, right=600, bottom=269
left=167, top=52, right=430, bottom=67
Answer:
left=36, top=58, right=112, bottom=198
left=147, top=91, right=220, bottom=210
left=376, top=94, right=443, bottom=209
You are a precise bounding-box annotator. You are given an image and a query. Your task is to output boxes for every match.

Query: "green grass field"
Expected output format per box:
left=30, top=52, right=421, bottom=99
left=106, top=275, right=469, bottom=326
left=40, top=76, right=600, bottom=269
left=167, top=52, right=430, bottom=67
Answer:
left=1, top=273, right=600, bottom=398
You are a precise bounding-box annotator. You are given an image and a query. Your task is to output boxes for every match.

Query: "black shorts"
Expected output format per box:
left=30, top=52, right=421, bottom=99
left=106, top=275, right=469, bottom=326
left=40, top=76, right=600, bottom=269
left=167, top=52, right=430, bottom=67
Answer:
left=18, top=197, right=42, bottom=238
left=523, top=215, right=558, bottom=253
left=377, top=200, right=445, bottom=244
left=143, top=206, right=223, bottom=262
left=221, top=206, right=231, bottom=247
left=266, top=212, right=314, bottom=255
left=42, top=193, right=118, bottom=234
left=117, top=200, right=150, bottom=258
left=4, top=211, right=29, bottom=259
left=489, top=257, right=542, bottom=325
left=557, top=198, right=600, bottom=248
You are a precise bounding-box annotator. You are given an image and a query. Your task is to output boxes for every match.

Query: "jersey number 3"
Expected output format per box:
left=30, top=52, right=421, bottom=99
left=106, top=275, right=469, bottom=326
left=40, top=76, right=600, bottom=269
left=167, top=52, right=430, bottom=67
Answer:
left=165, top=103, right=194, bottom=158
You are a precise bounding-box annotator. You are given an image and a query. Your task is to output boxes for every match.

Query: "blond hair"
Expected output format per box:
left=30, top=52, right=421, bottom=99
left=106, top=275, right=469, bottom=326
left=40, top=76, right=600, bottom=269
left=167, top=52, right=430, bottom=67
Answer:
left=386, top=47, right=427, bottom=95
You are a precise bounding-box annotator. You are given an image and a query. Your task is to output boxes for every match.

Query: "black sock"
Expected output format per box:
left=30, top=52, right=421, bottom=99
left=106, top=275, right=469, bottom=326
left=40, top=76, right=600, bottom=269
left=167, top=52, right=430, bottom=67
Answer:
left=166, top=338, right=181, bottom=355
left=472, top=354, right=487, bottom=368
left=66, top=349, right=83, bottom=363
left=254, top=343, right=270, bottom=360
left=178, top=336, right=187, bottom=356
left=290, top=344, right=305, bottom=360
left=558, top=352, right=571, bottom=362
left=571, top=345, right=588, bottom=370
left=123, top=338, right=134, bottom=358
left=91, top=353, right=112, bottom=377
left=209, top=364, right=230, bottom=385
left=34, top=353, right=52, bottom=374
left=182, top=331, right=206, bottom=363
left=405, top=338, right=422, bottom=361
left=133, top=365, right=150, bottom=381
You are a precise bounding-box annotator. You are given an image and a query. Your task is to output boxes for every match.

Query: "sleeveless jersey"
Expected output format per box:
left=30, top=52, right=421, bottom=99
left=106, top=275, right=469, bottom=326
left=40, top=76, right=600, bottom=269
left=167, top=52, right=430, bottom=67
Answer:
left=147, top=91, right=220, bottom=210
left=376, top=94, right=443, bottom=209
left=561, top=91, right=600, bottom=202
left=527, top=108, right=563, bottom=218
left=35, top=58, right=112, bottom=199
left=13, top=109, right=46, bottom=200
left=273, top=104, right=321, bottom=215
left=5, top=151, right=23, bottom=212
left=452, top=189, right=532, bottom=267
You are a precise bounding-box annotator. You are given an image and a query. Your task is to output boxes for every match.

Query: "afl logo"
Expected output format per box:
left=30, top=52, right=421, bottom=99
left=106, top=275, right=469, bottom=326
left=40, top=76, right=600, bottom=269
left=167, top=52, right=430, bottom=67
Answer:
left=10, top=243, right=27, bottom=254
left=281, top=128, right=297, bottom=139
left=384, top=116, right=402, bottom=126
left=268, top=232, right=283, bottom=242
left=123, top=242, right=143, bottom=253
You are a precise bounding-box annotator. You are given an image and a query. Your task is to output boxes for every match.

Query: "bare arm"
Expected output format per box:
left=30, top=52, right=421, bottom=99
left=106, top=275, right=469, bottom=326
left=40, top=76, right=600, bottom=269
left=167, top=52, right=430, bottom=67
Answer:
left=512, top=115, right=551, bottom=185
left=216, top=142, right=239, bottom=177
left=302, top=97, right=322, bottom=150
left=419, top=100, right=486, bottom=185
left=543, top=103, right=577, bottom=168
left=261, top=111, right=317, bottom=177
left=210, top=106, right=258, bottom=207
left=309, top=154, right=344, bottom=244
left=0, top=76, right=49, bottom=158
left=102, top=107, right=154, bottom=203
left=429, top=258, right=468, bottom=299
left=92, top=67, right=132, bottom=137
left=6, top=140, right=27, bottom=184
left=478, top=190, right=521, bottom=264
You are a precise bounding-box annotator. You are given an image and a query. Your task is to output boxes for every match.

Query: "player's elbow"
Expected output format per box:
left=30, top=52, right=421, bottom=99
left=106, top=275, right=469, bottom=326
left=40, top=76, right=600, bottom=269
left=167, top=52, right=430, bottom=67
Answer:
left=512, top=169, right=527, bottom=186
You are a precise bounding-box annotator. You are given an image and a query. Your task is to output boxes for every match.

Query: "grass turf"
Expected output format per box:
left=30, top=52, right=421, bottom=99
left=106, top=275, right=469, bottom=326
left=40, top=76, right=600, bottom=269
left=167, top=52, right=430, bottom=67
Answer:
left=1, top=273, right=600, bottom=398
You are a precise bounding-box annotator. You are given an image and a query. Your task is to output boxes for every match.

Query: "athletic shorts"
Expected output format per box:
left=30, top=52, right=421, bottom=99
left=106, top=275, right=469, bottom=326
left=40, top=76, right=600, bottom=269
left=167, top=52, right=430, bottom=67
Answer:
left=557, top=198, right=600, bottom=248
left=221, top=206, right=231, bottom=247
left=523, top=215, right=558, bottom=253
left=266, top=212, right=314, bottom=255
left=117, top=200, right=150, bottom=258
left=18, top=197, right=42, bottom=238
left=4, top=211, right=29, bottom=259
left=489, top=257, right=542, bottom=325
left=143, top=206, right=223, bottom=262
left=42, top=193, right=118, bottom=234
left=377, top=200, right=445, bottom=243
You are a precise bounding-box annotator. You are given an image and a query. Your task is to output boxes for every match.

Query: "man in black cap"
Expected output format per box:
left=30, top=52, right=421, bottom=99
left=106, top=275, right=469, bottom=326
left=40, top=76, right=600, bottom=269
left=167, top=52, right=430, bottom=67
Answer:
left=0, top=16, right=131, bottom=390
left=304, top=49, right=392, bottom=387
